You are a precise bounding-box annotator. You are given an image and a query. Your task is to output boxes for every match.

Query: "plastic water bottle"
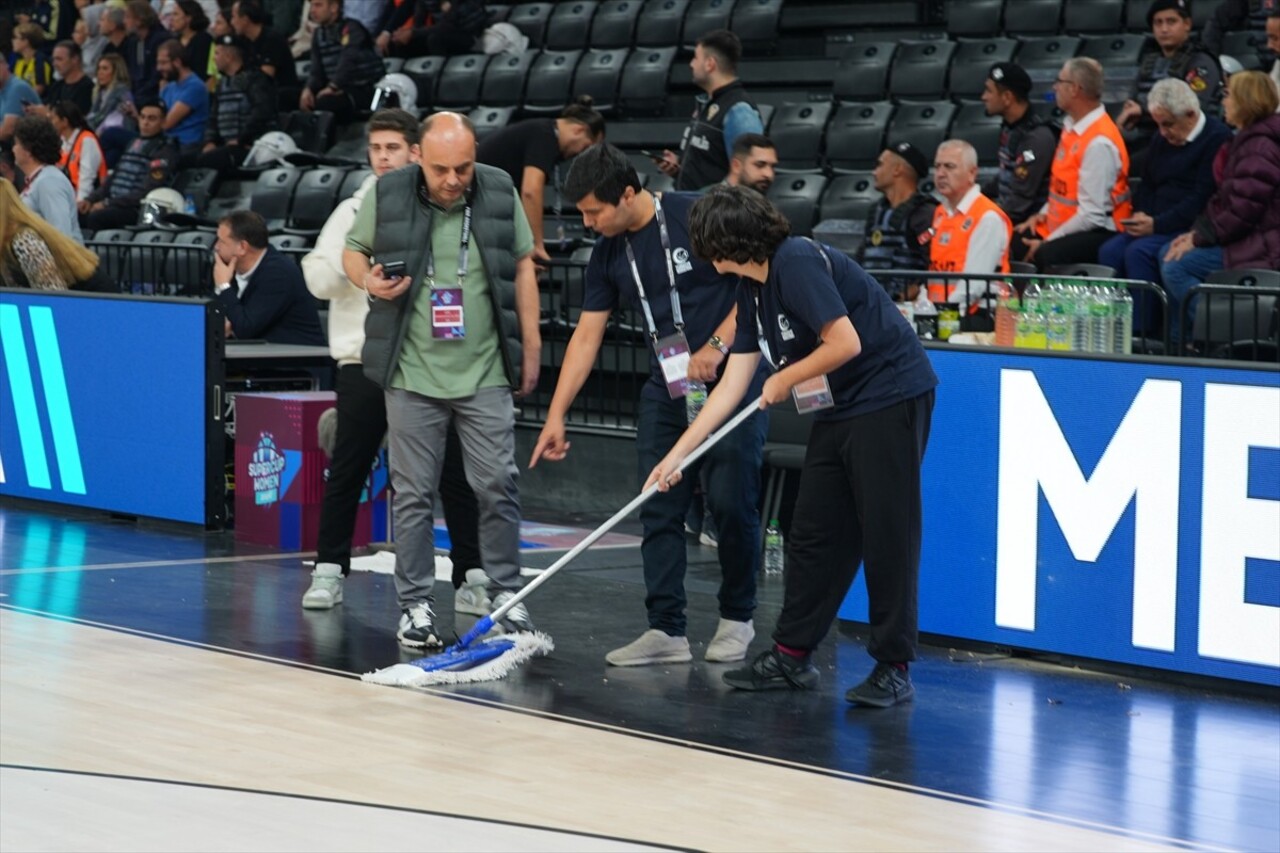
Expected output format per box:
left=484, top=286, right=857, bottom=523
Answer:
left=1088, top=286, right=1113, bottom=353
left=184, top=193, right=197, bottom=215
left=1046, top=294, right=1071, bottom=351
left=995, top=281, right=1016, bottom=347
left=686, top=380, right=707, bottom=425
left=1111, top=285, right=1133, bottom=355
left=1070, top=284, right=1093, bottom=352
left=763, top=519, right=784, bottom=577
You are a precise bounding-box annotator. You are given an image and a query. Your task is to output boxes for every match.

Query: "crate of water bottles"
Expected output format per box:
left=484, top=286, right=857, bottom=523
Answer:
left=995, top=278, right=1134, bottom=355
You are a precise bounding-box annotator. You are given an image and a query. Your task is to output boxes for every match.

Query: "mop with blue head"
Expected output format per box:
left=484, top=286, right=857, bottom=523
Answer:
left=361, top=395, right=766, bottom=688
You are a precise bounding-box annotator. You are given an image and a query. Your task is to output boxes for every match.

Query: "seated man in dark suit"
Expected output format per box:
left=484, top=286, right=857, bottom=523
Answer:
left=212, top=209, right=326, bottom=345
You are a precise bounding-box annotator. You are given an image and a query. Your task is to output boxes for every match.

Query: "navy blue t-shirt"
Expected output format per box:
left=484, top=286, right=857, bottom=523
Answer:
left=583, top=192, right=746, bottom=400
left=731, top=238, right=938, bottom=421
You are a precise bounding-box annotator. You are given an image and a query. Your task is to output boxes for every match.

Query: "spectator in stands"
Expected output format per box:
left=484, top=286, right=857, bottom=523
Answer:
left=1267, top=11, right=1280, bottom=92
left=122, top=0, right=171, bottom=106
left=74, top=6, right=107, bottom=73
left=533, top=143, right=768, bottom=668
left=928, top=139, right=1012, bottom=314
left=343, top=112, right=541, bottom=648
left=15, top=3, right=58, bottom=42
left=232, top=0, right=301, bottom=110
left=858, top=140, right=934, bottom=290
left=299, top=107, right=485, bottom=613
left=658, top=30, right=765, bottom=192
left=52, top=101, right=107, bottom=206
left=211, top=6, right=234, bottom=39
left=723, top=132, right=777, bottom=194
left=12, top=23, right=54, bottom=98
left=1117, top=0, right=1221, bottom=153
left=1203, top=0, right=1278, bottom=56
left=197, top=34, right=275, bottom=175
left=341, top=1, right=389, bottom=37
left=374, top=0, right=487, bottom=58
left=299, top=0, right=384, bottom=125
left=85, top=53, right=134, bottom=139
left=477, top=96, right=606, bottom=264
left=645, top=184, right=936, bottom=708
left=36, top=41, right=94, bottom=116
left=980, top=62, right=1056, bottom=228
left=96, top=6, right=129, bottom=60
left=1013, top=58, right=1133, bottom=271
left=1, top=55, right=42, bottom=144
left=79, top=99, right=178, bottom=229
left=169, top=0, right=215, bottom=83
left=1099, top=78, right=1231, bottom=287
left=1, top=177, right=113, bottom=290
left=213, top=209, right=326, bottom=344
left=1161, top=70, right=1280, bottom=338
left=157, top=39, right=209, bottom=163
left=13, top=114, right=84, bottom=243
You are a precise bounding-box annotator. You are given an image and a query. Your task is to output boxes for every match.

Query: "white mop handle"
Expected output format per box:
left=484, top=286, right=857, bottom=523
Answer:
left=488, top=394, right=767, bottom=624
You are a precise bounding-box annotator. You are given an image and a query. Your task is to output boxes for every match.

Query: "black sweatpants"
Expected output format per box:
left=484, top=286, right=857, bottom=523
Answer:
left=316, top=364, right=481, bottom=580
left=772, top=390, right=934, bottom=663
left=1011, top=227, right=1114, bottom=272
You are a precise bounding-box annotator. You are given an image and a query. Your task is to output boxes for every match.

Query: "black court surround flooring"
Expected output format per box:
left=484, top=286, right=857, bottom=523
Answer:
left=0, top=501, right=1277, bottom=852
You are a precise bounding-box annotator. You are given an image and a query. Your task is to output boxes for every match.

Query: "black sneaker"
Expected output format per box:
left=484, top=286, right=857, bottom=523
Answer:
left=845, top=662, right=914, bottom=707
left=722, top=648, right=819, bottom=691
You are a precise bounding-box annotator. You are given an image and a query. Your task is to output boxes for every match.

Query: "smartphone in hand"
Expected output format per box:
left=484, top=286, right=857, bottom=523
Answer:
left=381, top=260, right=407, bottom=280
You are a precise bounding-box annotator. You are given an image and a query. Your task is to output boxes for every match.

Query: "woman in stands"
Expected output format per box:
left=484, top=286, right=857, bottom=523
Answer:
left=1161, top=70, right=1280, bottom=338
left=0, top=178, right=112, bottom=291
left=168, top=0, right=216, bottom=85
left=86, top=53, right=134, bottom=134
left=52, top=101, right=107, bottom=210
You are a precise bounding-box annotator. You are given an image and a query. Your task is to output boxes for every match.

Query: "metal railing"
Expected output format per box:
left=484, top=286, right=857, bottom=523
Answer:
left=1180, top=284, right=1280, bottom=363
left=87, top=240, right=214, bottom=297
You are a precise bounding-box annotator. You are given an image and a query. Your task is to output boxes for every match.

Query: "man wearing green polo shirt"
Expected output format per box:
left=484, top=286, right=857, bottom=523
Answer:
left=343, top=111, right=542, bottom=649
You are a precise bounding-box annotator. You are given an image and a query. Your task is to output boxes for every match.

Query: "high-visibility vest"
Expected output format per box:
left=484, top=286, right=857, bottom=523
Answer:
left=60, top=129, right=107, bottom=194
left=928, top=192, right=1011, bottom=303
left=1037, top=111, right=1132, bottom=238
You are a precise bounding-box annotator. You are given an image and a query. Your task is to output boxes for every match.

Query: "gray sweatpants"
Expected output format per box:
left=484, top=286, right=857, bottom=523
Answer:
left=384, top=386, right=522, bottom=607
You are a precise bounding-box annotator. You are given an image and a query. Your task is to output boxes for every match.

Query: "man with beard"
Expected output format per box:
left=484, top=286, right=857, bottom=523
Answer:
left=722, top=133, right=777, bottom=194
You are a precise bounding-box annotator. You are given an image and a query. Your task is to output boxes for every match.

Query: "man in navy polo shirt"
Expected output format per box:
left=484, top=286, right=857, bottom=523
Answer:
left=646, top=185, right=938, bottom=708
left=530, top=143, right=769, bottom=668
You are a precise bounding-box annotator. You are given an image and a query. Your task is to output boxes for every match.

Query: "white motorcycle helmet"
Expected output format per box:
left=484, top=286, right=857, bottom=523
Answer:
left=370, top=72, right=419, bottom=111
left=243, top=131, right=301, bottom=169
left=138, top=187, right=187, bottom=226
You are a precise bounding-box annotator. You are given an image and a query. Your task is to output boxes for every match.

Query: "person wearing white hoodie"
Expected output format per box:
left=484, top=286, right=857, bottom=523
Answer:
left=299, top=107, right=485, bottom=612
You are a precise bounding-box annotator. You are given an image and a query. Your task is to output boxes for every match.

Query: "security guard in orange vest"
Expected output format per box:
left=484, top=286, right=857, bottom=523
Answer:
left=1013, top=57, right=1133, bottom=271
left=927, top=139, right=1012, bottom=311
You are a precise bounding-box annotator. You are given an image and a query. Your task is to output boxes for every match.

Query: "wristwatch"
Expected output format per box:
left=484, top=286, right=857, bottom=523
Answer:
left=215, top=282, right=232, bottom=295
left=707, top=335, right=729, bottom=355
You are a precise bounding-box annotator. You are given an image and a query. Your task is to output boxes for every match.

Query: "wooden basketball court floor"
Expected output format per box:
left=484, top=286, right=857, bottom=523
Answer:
left=1, top=501, right=1277, bottom=852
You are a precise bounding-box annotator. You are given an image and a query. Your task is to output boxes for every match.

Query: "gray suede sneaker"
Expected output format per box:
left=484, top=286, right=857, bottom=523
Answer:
left=704, top=618, right=754, bottom=662
left=605, top=629, right=693, bottom=666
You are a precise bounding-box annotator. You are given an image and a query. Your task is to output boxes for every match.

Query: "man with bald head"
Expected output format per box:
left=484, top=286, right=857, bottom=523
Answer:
left=343, top=111, right=543, bottom=648
left=928, top=139, right=1012, bottom=309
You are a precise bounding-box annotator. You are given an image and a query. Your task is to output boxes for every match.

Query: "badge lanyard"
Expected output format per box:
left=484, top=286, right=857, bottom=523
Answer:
left=424, top=199, right=473, bottom=340
left=425, top=203, right=473, bottom=289
left=624, top=194, right=684, bottom=343
left=751, top=247, right=836, bottom=414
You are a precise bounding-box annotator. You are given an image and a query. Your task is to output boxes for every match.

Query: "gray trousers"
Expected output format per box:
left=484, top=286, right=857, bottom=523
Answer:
left=385, top=386, right=522, bottom=607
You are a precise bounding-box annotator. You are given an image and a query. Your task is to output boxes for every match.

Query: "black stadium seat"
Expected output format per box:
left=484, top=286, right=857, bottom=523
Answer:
left=487, top=4, right=511, bottom=22
left=637, top=0, right=690, bottom=47
left=619, top=47, right=677, bottom=114
left=950, top=101, right=1003, bottom=166
left=833, top=42, right=898, bottom=102
left=164, top=230, right=216, bottom=296
left=767, top=101, right=832, bottom=171
left=125, top=230, right=175, bottom=293
left=819, top=173, right=880, bottom=223
left=338, top=167, right=372, bottom=203
left=284, top=110, right=334, bottom=154
left=470, top=105, right=517, bottom=141
left=546, top=1, right=599, bottom=51
left=731, top=0, right=784, bottom=53
left=1123, top=0, right=1150, bottom=31
left=945, top=0, right=1003, bottom=37
left=590, top=0, right=642, bottom=48
left=382, top=57, right=404, bottom=75
left=573, top=48, right=629, bottom=113
left=682, top=0, right=736, bottom=47
left=1219, top=31, right=1267, bottom=70
left=767, top=174, right=827, bottom=237
left=249, top=167, right=303, bottom=231
left=524, top=50, right=584, bottom=112
left=887, top=101, right=958, bottom=165
left=825, top=101, right=895, bottom=172
left=435, top=53, right=491, bottom=109
left=889, top=40, right=958, bottom=101
left=1080, top=33, right=1146, bottom=67
left=508, top=2, right=554, bottom=48
left=288, top=167, right=347, bottom=233
left=1063, top=0, right=1125, bottom=33
left=480, top=50, right=538, bottom=107
left=948, top=37, right=1018, bottom=99
left=172, top=167, right=219, bottom=215
left=1015, top=35, right=1082, bottom=98
left=402, top=55, right=445, bottom=107
left=1003, top=0, right=1063, bottom=35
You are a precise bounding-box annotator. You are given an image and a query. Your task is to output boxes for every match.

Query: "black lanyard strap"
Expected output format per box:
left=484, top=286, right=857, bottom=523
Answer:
left=624, top=193, right=684, bottom=342
left=424, top=201, right=474, bottom=289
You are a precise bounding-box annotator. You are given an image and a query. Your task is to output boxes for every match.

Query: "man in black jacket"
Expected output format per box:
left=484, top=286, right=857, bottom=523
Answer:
left=79, top=100, right=178, bottom=230
left=979, top=62, right=1057, bottom=227
left=198, top=34, right=279, bottom=176
left=300, top=0, right=385, bottom=124
left=213, top=209, right=326, bottom=345
left=374, top=0, right=487, bottom=58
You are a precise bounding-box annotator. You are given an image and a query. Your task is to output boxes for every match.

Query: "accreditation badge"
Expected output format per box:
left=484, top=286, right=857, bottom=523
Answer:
left=791, top=375, right=834, bottom=413
left=654, top=331, right=692, bottom=399
left=431, top=288, right=465, bottom=339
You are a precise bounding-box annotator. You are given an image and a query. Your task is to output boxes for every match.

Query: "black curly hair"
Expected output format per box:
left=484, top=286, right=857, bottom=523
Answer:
left=688, top=184, right=791, bottom=264
left=14, top=115, right=64, bottom=166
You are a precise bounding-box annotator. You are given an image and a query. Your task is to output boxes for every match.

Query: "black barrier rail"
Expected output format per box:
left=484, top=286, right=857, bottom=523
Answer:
left=87, top=240, right=215, bottom=297
left=1180, top=284, right=1280, bottom=364
left=866, top=269, right=1171, bottom=356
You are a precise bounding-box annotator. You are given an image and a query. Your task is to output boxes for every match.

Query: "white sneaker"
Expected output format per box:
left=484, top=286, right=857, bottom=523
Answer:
left=455, top=568, right=492, bottom=615
left=605, top=629, right=693, bottom=666
left=302, top=563, right=344, bottom=610
left=397, top=601, right=442, bottom=648
left=491, top=590, right=535, bottom=633
left=705, top=618, right=754, bottom=662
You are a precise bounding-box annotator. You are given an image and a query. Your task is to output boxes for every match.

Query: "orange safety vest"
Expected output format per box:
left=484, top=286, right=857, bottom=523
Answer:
left=60, top=129, right=108, bottom=194
left=927, top=192, right=1012, bottom=304
left=1037, top=111, right=1132, bottom=238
